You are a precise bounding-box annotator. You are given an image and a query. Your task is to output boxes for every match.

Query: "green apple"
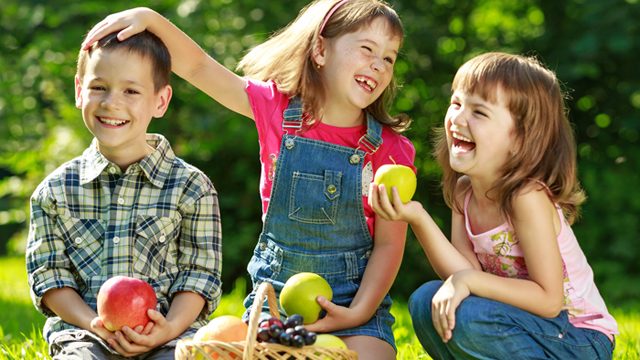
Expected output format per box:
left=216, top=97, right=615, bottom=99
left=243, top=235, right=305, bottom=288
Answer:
left=314, top=334, right=348, bottom=360
left=280, top=272, right=333, bottom=324
left=374, top=157, right=417, bottom=204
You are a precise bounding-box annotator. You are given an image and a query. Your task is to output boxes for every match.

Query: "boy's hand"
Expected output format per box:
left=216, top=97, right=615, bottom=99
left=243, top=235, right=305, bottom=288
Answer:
left=431, top=273, right=471, bottom=343
left=303, top=296, right=365, bottom=334
left=369, top=183, right=424, bottom=225
left=107, top=309, right=171, bottom=357
left=89, top=317, right=117, bottom=343
left=82, top=7, right=154, bottom=50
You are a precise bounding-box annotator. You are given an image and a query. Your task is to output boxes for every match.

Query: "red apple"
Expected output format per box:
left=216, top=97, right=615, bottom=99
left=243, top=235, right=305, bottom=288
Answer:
left=97, top=276, right=157, bottom=332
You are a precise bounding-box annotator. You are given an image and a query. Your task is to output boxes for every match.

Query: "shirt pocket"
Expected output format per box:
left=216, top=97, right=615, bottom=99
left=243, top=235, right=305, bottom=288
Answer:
left=289, top=170, right=342, bottom=224
left=132, top=215, right=180, bottom=278
left=55, top=218, right=105, bottom=279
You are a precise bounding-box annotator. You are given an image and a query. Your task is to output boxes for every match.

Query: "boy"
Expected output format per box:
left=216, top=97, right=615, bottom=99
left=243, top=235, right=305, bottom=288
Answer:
left=26, top=30, right=222, bottom=359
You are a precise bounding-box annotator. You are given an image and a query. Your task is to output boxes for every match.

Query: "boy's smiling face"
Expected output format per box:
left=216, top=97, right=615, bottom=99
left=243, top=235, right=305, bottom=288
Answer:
left=75, top=48, right=171, bottom=164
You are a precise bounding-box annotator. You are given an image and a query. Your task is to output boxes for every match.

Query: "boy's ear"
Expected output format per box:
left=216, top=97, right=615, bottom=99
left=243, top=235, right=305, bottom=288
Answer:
left=74, top=75, right=83, bottom=109
left=152, top=85, right=173, bottom=118
left=312, top=35, right=327, bottom=68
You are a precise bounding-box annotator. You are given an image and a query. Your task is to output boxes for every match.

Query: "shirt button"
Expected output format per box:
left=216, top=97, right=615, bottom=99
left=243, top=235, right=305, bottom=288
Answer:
left=117, top=197, right=125, bottom=205
left=159, top=235, right=166, bottom=243
left=113, top=236, right=120, bottom=244
left=75, top=237, right=82, bottom=244
left=109, top=167, right=116, bottom=174
left=327, top=185, right=337, bottom=194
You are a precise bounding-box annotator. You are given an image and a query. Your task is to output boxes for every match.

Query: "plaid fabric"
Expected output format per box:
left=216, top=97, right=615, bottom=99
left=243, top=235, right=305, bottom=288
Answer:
left=26, top=134, right=222, bottom=350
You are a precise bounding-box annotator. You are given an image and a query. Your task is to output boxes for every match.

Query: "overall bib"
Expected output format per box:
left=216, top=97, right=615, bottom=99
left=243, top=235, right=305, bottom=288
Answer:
left=243, top=98, right=396, bottom=349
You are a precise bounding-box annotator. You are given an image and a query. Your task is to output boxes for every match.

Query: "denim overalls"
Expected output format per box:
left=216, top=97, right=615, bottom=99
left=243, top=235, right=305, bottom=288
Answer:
left=243, top=98, right=396, bottom=349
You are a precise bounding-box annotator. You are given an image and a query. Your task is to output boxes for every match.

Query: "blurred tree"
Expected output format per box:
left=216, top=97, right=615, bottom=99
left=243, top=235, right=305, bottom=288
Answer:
left=1, top=0, right=638, bottom=307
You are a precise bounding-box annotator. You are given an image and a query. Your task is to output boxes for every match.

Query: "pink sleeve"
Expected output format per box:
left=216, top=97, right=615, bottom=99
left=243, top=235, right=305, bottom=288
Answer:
left=244, top=78, right=289, bottom=140
left=374, top=130, right=417, bottom=174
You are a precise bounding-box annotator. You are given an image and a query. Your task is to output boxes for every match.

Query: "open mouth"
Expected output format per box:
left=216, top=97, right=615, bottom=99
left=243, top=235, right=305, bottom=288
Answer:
left=98, top=116, right=129, bottom=127
left=355, top=76, right=378, bottom=92
left=452, top=132, right=476, bottom=152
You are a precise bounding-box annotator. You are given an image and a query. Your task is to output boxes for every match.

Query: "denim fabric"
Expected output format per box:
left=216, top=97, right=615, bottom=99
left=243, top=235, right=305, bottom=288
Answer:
left=243, top=98, right=395, bottom=350
left=50, top=332, right=175, bottom=359
left=409, top=281, right=614, bottom=360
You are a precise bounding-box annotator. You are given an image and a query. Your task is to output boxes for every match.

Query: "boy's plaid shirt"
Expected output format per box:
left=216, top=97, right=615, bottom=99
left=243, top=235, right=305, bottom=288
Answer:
left=26, top=134, right=222, bottom=348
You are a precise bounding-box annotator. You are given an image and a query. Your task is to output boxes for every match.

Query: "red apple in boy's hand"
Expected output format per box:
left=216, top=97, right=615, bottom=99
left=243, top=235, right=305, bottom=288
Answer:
left=97, top=276, right=157, bottom=332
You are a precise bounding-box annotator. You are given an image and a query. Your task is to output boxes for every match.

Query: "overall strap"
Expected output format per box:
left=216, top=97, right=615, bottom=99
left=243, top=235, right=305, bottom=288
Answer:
left=358, top=113, right=383, bottom=155
left=282, top=97, right=304, bottom=134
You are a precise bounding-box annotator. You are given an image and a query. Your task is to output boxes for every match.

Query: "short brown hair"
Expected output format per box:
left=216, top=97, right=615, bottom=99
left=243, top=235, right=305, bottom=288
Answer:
left=434, top=52, right=585, bottom=223
left=77, top=30, right=171, bottom=93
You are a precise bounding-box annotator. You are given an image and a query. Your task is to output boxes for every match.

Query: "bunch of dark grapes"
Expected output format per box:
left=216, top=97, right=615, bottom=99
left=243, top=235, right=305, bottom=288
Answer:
left=256, top=314, right=317, bottom=348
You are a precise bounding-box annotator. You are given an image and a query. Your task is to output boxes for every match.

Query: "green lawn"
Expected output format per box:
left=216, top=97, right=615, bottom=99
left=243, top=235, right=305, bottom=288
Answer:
left=1, top=256, right=637, bottom=359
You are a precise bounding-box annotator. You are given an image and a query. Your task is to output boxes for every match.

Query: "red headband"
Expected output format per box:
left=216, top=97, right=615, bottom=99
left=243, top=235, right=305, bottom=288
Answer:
left=319, top=0, right=350, bottom=35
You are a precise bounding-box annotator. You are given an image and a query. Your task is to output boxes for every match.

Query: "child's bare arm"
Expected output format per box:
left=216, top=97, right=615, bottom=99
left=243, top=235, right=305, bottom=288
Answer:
left=82, top=7, right=253, bottom=119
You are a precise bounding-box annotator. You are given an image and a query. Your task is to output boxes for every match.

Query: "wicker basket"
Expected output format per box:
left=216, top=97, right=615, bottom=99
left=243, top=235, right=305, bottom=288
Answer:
left=176, top=281, right=359, bottom=360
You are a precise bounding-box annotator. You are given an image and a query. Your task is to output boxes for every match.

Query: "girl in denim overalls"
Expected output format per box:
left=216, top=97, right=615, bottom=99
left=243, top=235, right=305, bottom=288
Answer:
left=84, top=0, right=416, bottom=358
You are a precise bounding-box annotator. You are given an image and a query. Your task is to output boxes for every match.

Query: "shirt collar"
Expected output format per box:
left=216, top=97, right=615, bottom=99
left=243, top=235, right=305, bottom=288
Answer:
left=80, top=134, right=175, bottom=188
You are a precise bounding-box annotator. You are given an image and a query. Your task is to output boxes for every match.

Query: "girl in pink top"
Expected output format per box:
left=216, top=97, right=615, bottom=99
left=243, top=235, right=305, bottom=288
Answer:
left=371, top=52, right=617, bottom=359
left=84, top=1, right=415, bottom=358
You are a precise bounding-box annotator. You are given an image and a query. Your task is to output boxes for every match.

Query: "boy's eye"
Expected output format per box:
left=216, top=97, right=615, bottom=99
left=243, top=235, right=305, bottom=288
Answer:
left=125, top=89, right=140, bottom=94
left=474, top=110, right=487, bottom=117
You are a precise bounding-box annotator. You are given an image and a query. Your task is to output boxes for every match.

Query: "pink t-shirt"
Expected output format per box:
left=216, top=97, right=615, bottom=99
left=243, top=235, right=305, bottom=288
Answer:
left=245, top=79, right=416, bottom=237
left=463, top=189, right=619, bottom=341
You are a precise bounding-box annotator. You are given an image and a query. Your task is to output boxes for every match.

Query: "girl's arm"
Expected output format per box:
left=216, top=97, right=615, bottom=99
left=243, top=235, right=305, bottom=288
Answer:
left=369, top=182, right=480, bottom=278
left=82, top=8, right=253, bottom=119
left=304, top=215, right=407, bottom=333
left=456, top=186, right=565, bottom=317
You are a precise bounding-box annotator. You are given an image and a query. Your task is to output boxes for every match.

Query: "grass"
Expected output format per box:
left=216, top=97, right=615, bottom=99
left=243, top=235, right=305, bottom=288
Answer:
left=1, top=256, right=637, bottom=359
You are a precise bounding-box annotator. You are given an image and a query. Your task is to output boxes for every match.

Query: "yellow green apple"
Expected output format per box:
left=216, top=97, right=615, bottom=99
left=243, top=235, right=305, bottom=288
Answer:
left=314, top=334, right=348, bottom=360
left=280, top=272, right=333, bottom=325
left=373, top=156, right=416, bottom=204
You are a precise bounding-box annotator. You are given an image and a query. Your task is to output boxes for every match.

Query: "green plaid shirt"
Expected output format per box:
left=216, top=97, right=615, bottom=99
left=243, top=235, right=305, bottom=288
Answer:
left=26, top=134, right=222, bottom=351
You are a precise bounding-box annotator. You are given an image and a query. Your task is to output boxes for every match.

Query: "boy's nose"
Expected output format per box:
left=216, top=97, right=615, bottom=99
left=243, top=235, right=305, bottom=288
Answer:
left=101, top=92, right=121, bottom=109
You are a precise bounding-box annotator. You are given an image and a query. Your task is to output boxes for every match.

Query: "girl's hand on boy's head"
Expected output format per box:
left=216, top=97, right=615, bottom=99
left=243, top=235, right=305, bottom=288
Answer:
left=368, top=183, right=423, bottom=225
left=107, top=309, right=170, bottom=357
left=431, top=272, right=471, bottom=343
left=82, top=7, right=154, bottom=50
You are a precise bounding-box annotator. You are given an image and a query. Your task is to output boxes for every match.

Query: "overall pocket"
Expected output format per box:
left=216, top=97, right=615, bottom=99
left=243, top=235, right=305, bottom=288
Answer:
left=55, top=218, right=105, bottom=279
left=132, top=215, right=179, bottom=278
left=288, top=170, right=342, bottom=224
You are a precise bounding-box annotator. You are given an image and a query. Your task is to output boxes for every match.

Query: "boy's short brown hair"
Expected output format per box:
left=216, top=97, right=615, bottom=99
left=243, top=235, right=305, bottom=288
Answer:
left=77, top=30, right=171, bottom=93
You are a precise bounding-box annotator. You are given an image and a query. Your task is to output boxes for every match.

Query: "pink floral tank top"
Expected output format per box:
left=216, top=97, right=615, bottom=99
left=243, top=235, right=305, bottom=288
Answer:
left=463, top=188, right=618, bottom=340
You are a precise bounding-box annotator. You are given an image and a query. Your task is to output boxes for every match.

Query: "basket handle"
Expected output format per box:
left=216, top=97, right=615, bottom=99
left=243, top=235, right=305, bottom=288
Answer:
left=244, top=281, right=280, bottom=360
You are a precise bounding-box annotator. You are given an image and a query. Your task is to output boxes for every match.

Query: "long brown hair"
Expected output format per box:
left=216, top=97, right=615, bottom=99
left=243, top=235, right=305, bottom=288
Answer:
left=434, top=52, right=586, bottom=224
left=237, top=0, right=410, bottom=133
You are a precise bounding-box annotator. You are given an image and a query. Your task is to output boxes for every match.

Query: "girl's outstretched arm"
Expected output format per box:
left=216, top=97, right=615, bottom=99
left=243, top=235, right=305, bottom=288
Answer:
left=82, top=8, right=253, bottom=119
left=369, top=183, right=479, bottom=278
left=304, top=215, right=407, bottom=334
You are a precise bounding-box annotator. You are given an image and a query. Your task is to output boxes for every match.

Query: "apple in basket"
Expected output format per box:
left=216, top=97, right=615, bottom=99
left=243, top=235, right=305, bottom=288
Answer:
left=192, top=315, right=248, bottom=360
left=97, top=276, right=157, bottom=332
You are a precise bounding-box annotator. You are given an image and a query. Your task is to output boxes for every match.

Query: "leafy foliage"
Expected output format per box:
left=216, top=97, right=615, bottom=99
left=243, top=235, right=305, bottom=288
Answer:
left=1, top=0, right=639, bottom=308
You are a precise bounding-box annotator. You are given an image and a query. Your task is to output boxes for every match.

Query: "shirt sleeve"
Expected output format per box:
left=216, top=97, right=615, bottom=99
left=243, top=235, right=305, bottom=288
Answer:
left=245, top=78, right=289, bottom=146
left=170, top=171, right=223, bottom=319
left=26, top=182, right=78, bottom=317
left=374, top=131, right=417, bottom=174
